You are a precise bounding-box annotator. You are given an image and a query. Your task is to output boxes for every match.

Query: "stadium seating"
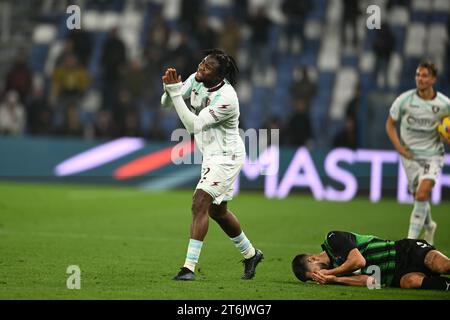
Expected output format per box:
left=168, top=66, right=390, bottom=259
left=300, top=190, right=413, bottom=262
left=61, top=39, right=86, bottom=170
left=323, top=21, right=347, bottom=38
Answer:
left=3, top=0, right=450, bottom=149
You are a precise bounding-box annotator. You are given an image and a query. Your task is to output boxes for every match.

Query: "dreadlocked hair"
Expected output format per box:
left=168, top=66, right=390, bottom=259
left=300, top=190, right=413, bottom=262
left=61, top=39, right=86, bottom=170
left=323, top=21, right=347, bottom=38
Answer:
left=203, top=48, right=239, bottom=85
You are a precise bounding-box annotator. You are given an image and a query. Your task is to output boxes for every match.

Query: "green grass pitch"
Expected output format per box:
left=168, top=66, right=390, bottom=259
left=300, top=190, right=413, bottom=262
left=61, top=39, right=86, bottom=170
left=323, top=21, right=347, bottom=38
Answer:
left=0, top=182, right=449, bottom=300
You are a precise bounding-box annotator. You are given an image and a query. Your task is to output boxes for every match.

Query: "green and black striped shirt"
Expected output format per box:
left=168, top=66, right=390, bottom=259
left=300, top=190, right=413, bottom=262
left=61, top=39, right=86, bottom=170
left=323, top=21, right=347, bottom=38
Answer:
left=321, top=231, right=397, bottom=286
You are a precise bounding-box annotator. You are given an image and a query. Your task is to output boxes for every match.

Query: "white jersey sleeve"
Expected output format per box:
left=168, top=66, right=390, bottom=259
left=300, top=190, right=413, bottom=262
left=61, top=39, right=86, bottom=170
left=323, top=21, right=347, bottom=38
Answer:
left=389, top=90, right=414, bottom=121
left=161, top=73, right=196, bottom=108
left=437, top=92, right=450, bottom=113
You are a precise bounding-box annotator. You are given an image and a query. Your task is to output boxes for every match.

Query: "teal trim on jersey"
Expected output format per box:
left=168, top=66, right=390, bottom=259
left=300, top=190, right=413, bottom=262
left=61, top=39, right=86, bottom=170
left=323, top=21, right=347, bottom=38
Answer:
left=192, top=79, right=203, bottom=95
left=184, top=76, right=196, bottom=97
left=435, top=95, right=450, bottom=114
left=398, top=91, right=415, bottom=126
left=209, top=92, right=222, bottom=107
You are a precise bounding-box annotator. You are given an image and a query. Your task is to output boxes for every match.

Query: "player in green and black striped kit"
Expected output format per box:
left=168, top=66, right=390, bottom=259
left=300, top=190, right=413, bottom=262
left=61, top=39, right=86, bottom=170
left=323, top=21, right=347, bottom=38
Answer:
left=292, top=231, right=450, bottom=291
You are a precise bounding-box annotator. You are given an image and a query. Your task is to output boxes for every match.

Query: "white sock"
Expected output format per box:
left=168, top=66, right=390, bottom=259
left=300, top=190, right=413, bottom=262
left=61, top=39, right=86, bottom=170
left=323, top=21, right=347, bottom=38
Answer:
left=424, top=201, right=433, bottom=227
left=423, top=202, right=437, bottom=245
left=183, top=239, right=203, bottom=272
left=407, top=201, right=427, bottom=239
left=230, top=232, right=256, bottom=259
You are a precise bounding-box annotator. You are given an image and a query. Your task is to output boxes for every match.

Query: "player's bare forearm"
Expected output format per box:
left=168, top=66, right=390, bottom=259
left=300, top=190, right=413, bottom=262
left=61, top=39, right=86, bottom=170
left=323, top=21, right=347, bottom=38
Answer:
left=385, top=116, right=412, bottom=159
left=325, top=261, right=361, bottom=276
left=334, top=275, right=373, bottom=287
left=312, top=271, right=373, bottom=287
left=385, top=116, right=402, bottom=150
left=322, top=249, right=366, bottom=276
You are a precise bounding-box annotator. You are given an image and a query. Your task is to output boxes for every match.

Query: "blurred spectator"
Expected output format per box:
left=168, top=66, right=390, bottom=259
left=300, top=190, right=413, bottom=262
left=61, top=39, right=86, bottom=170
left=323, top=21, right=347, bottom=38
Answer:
left=88, top=0, right=110, bottom=10
left=344, top=83, right=360, bottom=121
left=27, top=86, right=53, bottom=135
left=121, top=58, right=149, bottom=103
left=0, top=91, right=26, bottom=136
left=341, top=0, right=360, bottom=51
left=55, top=39, right=75, bottom=67
left=281, top=0, right=312, bottom=53
left=144, top=13, right=171, bottom=75
left=193, top=16, right=217, bottom=51
left=335, top=84, right=360, bottom=149
left=67, top=29, right=92, bottom=67
left=112, top=88, right=138, bottom=137
left=147, top=112, right=166, bottom=141
left=290, top=67, right=317, bottom=109
left=286, top=100, right=312, bottom=146
left=180, top=0, right=203, bottom=32
left=123, top=110, right=140, bottom=137
left=387, top=0, right=409, bottom=9
left=94, top=110, right=114, bottom=138
left=333, top=117, right=357, bottom=149
left=249, top=7, right=273, bottom=76
left=232, top=0, right=249, bottom=23
left=64, top=104, right=83, bottom=137
left=217, top=17, right=242, bottom=61
left=50, top=54, right=90, bottom=129
left=4, top=53, right=32, bottom=103
left=50, top=54, right=90, bottom=106
left=101, top=27, right=126, bottom=110
left=169, top=32, right=197, bottom=79
left=373, top=23, right=395, bottom=88
left=263, top=116, right=282, bottom=146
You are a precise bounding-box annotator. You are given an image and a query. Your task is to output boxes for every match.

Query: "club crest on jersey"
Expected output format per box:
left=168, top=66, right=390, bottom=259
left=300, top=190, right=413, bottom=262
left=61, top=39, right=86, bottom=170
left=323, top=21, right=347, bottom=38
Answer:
left=432, top=105, right=440, bottom=113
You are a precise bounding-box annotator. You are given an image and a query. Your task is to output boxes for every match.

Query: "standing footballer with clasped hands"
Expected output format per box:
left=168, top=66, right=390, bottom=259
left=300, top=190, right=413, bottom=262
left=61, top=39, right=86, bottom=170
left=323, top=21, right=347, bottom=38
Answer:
left=161, top=49, right=263, bottom=281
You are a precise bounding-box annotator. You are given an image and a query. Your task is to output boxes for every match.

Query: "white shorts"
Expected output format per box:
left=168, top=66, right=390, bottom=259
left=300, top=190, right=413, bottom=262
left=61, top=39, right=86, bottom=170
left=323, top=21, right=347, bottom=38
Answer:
left=401, top=155, right=444, bottom=194
left=195, top=154, right=244, bottom=205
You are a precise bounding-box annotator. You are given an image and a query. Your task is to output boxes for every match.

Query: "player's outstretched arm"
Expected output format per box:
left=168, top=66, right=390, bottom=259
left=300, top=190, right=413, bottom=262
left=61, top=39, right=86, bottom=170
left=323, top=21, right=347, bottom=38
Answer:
left=385, top=116, right=413, bottom=159
left=320, top=248, right=366, bottom=276
left=313, top=271, right=374, bottom=287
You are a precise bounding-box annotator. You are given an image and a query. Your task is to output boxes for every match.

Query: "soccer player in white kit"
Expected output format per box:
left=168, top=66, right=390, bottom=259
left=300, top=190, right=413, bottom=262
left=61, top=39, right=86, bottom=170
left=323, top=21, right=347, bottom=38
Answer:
left=386, top=61, right=450, bottom=245
left=161, top=49, right=263, bottom=280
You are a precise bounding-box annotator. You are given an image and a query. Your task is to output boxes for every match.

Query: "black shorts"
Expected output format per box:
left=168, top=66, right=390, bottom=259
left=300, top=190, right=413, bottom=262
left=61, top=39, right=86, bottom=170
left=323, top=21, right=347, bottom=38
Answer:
left=392, top=239, right=438, bottom=287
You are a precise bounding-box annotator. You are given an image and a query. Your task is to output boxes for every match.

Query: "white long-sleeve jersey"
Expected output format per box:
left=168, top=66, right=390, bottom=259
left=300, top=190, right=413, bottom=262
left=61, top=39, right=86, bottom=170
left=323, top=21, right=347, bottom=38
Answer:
left=161, top=73, right=245, bottom=158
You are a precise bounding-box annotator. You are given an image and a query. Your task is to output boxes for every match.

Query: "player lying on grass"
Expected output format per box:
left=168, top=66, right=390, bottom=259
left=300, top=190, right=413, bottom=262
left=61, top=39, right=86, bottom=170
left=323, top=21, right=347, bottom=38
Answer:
left=292, top=231, right=450, bottom=291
